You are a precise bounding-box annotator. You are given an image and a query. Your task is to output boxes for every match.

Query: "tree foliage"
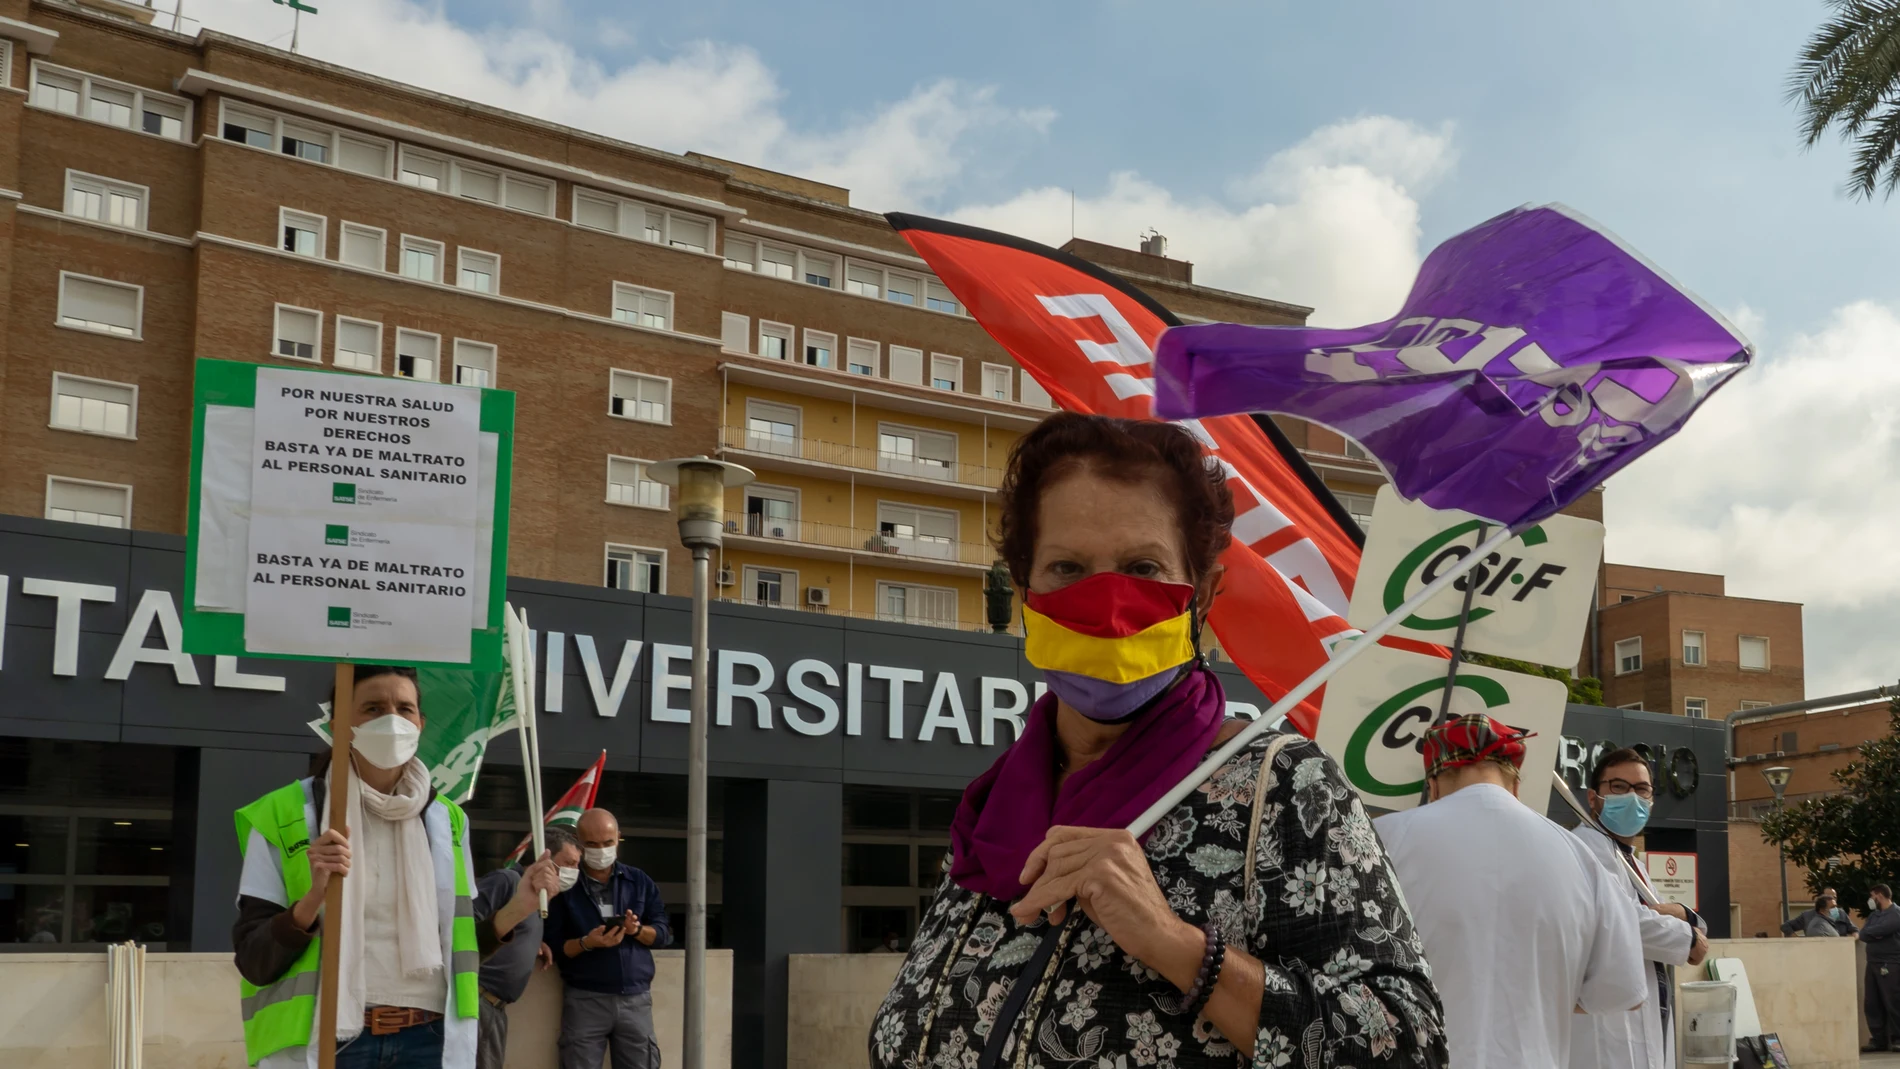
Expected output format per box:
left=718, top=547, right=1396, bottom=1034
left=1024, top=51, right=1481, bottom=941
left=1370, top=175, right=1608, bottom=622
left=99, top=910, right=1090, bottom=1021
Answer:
left=1760, top=699, right=1900, bottom=910
left=1462, top=652, right=1604, bottom=706
left=1789, top=1, right=1900, bottom=198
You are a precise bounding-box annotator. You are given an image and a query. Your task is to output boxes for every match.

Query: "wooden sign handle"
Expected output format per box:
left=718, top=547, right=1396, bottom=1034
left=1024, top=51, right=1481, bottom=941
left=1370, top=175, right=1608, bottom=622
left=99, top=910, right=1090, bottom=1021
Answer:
left=317, top=663, right=353, bottom=1069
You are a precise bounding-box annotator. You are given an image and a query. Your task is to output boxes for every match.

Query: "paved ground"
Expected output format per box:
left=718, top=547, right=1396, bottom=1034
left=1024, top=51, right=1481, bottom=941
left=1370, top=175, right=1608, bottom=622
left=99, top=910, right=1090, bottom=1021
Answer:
left=1863, top=1051, right=1900, bottom=1067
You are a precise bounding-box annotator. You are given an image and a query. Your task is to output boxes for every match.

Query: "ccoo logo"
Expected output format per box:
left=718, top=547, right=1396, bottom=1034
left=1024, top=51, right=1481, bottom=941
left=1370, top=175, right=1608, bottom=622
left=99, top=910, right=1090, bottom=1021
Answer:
left=1381, top=520, right=1568, bottom=631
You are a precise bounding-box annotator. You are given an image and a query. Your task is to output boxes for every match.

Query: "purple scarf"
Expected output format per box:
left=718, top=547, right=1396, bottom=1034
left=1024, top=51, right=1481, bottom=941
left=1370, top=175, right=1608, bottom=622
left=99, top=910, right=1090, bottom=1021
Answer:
left=948, top=668, right=1227, bottom=902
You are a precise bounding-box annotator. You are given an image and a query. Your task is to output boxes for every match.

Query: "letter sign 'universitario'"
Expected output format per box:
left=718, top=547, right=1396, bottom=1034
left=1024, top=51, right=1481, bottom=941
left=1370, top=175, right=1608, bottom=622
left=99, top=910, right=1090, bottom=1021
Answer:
left=182, top=358, right=512, bottom=670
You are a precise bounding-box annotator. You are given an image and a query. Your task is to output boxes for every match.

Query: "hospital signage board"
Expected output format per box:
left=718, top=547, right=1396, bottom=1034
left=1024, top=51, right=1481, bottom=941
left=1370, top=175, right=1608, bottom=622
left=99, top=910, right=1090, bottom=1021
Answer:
left=181, top=358, right=512, bottom=670
left=1647, top=851, right=1698, bottom=910
left=1317, top=643, right=1568, bottom=813
left=1347, top=486, right=1604, bottom=668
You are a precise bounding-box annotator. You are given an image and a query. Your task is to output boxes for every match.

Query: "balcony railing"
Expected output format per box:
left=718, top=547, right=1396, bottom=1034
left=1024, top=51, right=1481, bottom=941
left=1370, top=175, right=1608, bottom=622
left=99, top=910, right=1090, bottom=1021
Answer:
left=718, top=597, right=982, bottom=632
left=725, top=513, right=994, bottom=568
left=719, top=425, right=1004, bottom=489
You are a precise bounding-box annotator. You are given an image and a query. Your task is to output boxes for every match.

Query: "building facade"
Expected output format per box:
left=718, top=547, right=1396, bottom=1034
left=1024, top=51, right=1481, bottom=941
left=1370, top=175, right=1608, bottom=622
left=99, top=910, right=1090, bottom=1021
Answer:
left=1727, top=699, right=1893, bottom=937
left=1593, top=564, right=1804, bottom=719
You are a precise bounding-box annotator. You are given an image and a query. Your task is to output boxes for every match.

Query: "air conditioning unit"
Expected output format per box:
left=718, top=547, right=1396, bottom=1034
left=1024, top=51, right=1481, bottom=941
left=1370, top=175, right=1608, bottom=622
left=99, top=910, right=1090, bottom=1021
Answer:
left=806, top=586, right=830, bottom=607
left=716, top=567, right=735, bottom=587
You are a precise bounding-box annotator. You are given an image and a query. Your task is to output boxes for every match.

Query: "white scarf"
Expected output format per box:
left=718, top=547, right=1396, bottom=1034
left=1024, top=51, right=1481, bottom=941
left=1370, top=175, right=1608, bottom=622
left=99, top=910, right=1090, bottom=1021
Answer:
left=322, top=758, right=439, bottom=1035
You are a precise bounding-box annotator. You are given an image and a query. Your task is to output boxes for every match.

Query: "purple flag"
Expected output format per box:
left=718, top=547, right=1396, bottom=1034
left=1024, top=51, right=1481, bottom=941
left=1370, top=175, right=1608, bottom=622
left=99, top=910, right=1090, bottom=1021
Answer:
left=1151, top=204, right=1752, bottom=527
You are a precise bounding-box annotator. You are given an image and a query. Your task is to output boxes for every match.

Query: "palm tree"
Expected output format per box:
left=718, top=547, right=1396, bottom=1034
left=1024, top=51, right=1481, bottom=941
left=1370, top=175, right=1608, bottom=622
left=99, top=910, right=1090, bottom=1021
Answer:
left=1790, top=1, right=1900, bottom=198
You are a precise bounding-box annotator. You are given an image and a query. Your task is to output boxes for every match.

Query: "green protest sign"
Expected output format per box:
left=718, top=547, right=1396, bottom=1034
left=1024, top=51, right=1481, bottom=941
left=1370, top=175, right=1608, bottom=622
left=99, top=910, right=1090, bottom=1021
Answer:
left=181, top=358, right=513, bottom=670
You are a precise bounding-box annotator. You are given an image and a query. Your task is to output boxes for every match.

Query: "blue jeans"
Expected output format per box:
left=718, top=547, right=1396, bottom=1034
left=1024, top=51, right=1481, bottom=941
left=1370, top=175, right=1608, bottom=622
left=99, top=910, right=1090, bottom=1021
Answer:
left=335, top=1018, right=445, bottom=1069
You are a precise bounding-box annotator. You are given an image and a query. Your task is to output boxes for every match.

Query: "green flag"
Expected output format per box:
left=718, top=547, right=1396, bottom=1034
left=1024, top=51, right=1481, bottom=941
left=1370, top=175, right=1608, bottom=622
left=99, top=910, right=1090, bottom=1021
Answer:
left=310, top=652, right=519, bottom=804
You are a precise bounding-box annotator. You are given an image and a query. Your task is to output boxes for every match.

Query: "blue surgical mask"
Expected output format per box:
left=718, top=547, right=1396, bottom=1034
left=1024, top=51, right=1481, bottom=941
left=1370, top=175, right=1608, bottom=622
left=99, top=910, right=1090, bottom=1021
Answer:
left=1831, top=907, right=1845, bottom=921
left=1598, top=793, right=1651, bottom=838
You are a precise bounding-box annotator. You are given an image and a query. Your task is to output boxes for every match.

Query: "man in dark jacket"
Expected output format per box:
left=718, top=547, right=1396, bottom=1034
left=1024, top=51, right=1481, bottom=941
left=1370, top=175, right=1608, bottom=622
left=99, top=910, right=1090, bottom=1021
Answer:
left=1782, top=893, right=1845, bottom=938
left=475, top=824, right=583, bottom=1069
left=543, top=807, right=671, bottom=1069
left=1863, top=884, right=1900, bottom=1054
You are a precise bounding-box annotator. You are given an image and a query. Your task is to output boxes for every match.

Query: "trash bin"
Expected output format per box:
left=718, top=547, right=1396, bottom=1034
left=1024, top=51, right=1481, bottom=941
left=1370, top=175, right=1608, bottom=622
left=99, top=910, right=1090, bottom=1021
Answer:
left=1679, top=979, right=1738, bottom=1065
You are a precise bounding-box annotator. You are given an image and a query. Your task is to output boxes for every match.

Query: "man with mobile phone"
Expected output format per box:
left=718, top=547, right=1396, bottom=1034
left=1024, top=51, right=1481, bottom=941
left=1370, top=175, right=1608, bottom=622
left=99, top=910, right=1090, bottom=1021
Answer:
left=542, top=807, right=670, bottom=1068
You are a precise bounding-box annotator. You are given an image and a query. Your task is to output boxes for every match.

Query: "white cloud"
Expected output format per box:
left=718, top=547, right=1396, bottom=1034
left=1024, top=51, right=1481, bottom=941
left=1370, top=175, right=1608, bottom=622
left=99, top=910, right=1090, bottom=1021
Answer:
left=950, top=116, right=1457, bottom=327
left=1604, top=300, right=1900, bottom=695
left=184, top=0, right=1050, bottom=210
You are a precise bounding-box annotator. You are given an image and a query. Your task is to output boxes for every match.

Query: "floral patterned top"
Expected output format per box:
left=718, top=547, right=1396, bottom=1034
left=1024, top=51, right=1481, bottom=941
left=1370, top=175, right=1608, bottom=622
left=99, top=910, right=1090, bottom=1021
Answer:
left=868, top=726, right=1447, bottom=1069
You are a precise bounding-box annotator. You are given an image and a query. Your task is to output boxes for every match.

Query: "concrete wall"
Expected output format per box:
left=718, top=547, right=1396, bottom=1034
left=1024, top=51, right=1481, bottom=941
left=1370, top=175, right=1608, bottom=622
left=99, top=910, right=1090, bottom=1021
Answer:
left=0, top=949, right=731, bottom=1069
left=786, top=954, right=902, bottom=1069
left=1676, top=938, right=1861, bottom=1069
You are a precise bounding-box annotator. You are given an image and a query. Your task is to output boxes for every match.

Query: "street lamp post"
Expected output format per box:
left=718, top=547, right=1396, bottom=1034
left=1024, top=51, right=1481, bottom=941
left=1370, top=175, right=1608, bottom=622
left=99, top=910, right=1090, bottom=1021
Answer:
left=647, top=455, right=754, bottom=1069
left=1763, top=765, right=1793, bottom=928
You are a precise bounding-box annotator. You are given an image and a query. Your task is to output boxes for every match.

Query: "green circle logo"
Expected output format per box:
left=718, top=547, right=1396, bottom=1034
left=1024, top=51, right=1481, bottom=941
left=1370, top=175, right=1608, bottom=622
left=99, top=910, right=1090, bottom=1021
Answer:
left=1343, top=674, right=1512, bottom=797
left=1381, top=521, right=1548, bottom=631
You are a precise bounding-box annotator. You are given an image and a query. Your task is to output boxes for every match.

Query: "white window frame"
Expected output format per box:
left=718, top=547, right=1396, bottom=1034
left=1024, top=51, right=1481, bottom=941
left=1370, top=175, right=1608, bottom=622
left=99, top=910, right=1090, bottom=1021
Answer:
left=1684, top=696, right=1708, bottom=719
left=396, top=145, right=451, bottom=191
left=272, top=303, right=323, bottom=363
left=801, top=329, right=836, bottom=369
left=32, top=61, right=193, bottom=142
left=876, top=580, right=960, bottom=629
left=605, top=543, right=668, bottom=594
left=758, top=243, right=797, bottom=281
left=1617, top=702, right=1644, bottom=712
left=845, top=338, right=879, bottom=377
left=741, top=564, right=798, bottom=608
left=44, top=474, right=133, bottom=529
left=1614, top=636, right=1642, bottom=676
left=844, top=259, right=885, bottom=299
left=1019, top=373, right=1053, bottom=408
left=608, top=369, right=671, bottom=425
left=744, top=399, right=803, bottom=457
left=1739, top=700, right=1771, bottom=712
left=279, top=207, right=327, bottom=259
left=456, top=247, right=500, bottom=294
left=799, top=250, right=837, bottom=289
left=63, top=170, right=148, bottom=230
left=888, top=345, right=924, bottom=386
left=885, top=269, right=922, bottom=307
left=399, top=235, right=446, bottom=284
left=876, top=422, right=958, bottom=481
left=743, top=484, right=801, bottom=540
left=758, top=321, right=794, bottom=362
left=722, top=235, right=757, bottom=271
left=980, top=362, right=1013, bottom=401
left=876, top=499, right=960, bottom=560
left=612, top=283, right=674, bottom=331
left=1739, top=635, right=1770, bottom=672
left=570, top=187, right=715, bottom=251
left=605, top=456, right=670, bottom=511
left=49, top=372, right=138, bottom=440
left=924, top=276, right=964, bottom=316
left=217, top=100, right=395, bottom=176
left=0, top=41, right=12, bottom=92
left=394, top=327, right=442, bottom=382
left=334, top=316, right=383, bottom=373
left=338, top=222, right=387, bottom=272
left=1681, top=629, right=1705, bottom=668
left=56, top=271, right=143, bottom=340
left=930, top=353, right=964, bottom=392
left=451, top=339, right=498, bottom=388
left=720, top=312, right=751, bottom=354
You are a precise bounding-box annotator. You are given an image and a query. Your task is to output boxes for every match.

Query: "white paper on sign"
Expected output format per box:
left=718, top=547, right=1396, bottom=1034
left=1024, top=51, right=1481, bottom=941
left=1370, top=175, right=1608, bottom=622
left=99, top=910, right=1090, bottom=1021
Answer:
left=1346, top=486, right=1604, bottom=668
left=194, top=405, right=256, bottom=612
left=242, top=369, right=483, bottom=664
left=1315, top=643, right=1567, bottom=813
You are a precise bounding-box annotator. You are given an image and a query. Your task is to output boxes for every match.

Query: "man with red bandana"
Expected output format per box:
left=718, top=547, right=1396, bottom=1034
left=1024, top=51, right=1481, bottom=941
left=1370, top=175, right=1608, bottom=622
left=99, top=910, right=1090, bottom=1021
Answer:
left=1374, top=715, right=1646, bottom=1069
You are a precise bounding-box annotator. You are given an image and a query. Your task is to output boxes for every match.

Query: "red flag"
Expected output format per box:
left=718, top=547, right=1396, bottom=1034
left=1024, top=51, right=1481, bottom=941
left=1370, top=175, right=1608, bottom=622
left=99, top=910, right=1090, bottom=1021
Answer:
left=888, top=215, right=1366, bottom=736
left=504, top=751, right=606, bottom=864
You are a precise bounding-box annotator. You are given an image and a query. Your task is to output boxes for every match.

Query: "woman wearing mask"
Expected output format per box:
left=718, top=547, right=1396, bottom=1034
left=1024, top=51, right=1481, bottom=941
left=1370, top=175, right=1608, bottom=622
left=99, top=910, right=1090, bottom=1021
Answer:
left=868, top=414, right=1446, bottom=1068
left=232, top=664, right=562, bottom=1069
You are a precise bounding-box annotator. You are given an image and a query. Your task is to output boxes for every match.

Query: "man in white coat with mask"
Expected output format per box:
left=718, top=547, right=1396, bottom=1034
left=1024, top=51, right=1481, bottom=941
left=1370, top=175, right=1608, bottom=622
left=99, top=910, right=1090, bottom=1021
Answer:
left=1568, top=748, right=1710, bottom=1069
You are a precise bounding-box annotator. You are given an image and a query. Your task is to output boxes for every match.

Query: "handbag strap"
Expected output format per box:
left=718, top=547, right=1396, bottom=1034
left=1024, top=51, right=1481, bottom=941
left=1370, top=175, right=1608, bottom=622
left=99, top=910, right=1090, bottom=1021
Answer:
left=1242, top=731, right=1301, bottom=921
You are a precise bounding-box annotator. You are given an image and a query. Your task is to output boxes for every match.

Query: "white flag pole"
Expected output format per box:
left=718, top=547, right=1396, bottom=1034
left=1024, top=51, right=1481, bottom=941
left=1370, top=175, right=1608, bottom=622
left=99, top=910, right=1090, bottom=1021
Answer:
left=1126, top=523, right=1519, bottom=837
left=505, top=605, right=549, bottom=917
left=520, top=608, right=547, bottom=860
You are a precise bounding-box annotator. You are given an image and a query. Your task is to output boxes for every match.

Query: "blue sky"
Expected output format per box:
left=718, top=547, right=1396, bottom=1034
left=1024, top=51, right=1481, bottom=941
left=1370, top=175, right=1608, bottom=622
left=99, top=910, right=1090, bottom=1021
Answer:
left=194, top=0, right=1900, bottom=695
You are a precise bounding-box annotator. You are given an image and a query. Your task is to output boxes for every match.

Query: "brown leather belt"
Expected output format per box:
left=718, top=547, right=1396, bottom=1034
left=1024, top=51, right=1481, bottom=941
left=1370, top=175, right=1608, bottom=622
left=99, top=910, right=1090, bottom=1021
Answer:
left=480, top=990, right=507, bottom=1009
left=364, top=1006, right=444, bottom=1036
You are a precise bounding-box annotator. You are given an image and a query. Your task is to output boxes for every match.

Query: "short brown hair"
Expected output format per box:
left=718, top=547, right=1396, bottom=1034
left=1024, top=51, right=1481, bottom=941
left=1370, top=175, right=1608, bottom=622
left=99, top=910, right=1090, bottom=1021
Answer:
left=994, top=413, right=1233, bottom=589
left=1590, top=747, right=1649, bottom=792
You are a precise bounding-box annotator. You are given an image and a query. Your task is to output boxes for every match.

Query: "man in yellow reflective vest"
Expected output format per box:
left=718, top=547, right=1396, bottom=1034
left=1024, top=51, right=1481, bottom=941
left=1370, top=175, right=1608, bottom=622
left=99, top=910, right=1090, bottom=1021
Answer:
left=232, top=664, right=561, bottom=1069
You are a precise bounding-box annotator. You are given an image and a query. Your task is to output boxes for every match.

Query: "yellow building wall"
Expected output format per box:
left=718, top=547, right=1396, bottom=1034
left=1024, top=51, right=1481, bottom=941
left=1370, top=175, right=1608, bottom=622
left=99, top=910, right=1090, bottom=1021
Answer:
left=723, top=384, right=1022, bottom=487
left=714, top=546, right=989, bottom=626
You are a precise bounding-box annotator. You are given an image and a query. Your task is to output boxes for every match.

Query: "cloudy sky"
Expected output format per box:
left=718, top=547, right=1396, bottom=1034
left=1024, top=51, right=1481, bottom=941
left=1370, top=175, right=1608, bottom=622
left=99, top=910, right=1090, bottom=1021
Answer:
left=183, top=0, right=1898, bottom=695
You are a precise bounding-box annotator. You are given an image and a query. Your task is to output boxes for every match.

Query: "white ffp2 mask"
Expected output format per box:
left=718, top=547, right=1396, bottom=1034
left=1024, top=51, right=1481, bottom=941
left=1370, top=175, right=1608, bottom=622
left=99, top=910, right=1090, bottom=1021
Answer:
left=583, top=845, right=618, bottom=870
left=351, top=715, right=421, bottom=770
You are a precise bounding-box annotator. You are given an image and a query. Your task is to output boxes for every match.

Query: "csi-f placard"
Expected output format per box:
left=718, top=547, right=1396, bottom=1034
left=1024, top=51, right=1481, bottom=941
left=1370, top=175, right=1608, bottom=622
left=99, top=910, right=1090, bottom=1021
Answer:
left=182, top=359, right=513, bottom=670
left=1316, top=644, right=1567, bottom=812
left=1346, top=486, right=1603, bottom=668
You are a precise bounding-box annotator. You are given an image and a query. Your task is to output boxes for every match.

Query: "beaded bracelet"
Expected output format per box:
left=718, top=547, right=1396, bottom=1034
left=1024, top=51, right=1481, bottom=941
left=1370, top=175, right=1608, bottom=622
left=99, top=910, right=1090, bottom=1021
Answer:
left=1180, top=923, right=1227, bottom=1018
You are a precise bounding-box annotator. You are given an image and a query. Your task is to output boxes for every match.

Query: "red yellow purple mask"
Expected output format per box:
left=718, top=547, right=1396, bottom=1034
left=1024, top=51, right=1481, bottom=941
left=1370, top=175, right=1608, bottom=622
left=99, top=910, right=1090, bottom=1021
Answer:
left=1022, top=572, right=1199, bottom=722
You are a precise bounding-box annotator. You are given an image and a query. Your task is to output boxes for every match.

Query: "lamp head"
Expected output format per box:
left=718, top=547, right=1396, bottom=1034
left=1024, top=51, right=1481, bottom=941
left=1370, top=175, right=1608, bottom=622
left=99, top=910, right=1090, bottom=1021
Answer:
left=646, top=455, right=755, bottom=549
left=1762, top=765, right=1792, bottom=793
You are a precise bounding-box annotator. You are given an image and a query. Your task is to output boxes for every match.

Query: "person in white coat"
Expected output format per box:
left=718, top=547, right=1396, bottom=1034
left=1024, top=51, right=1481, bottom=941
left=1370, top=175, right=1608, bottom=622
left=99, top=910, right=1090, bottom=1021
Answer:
left=1568, top=747, right=1710, bottom=1069
left=1378, top=715, right=1648, bottom=1069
